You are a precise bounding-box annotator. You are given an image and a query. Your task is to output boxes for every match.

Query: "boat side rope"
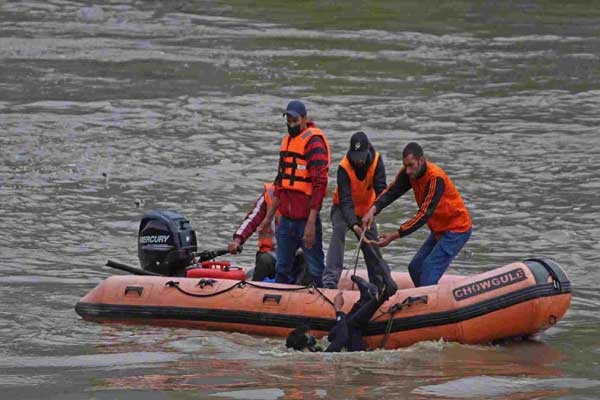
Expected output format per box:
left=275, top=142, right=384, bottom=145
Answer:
left=312, top=286, right=335, bottom=308
left=373, top=295, right=429, bottom=348
left=379, top=307, right=398, bottom=349
left=236, top=281, right=335, bottom=308
left=164, top=280, right=336, bottom=308
left=165, top=280, right=241, bottom=297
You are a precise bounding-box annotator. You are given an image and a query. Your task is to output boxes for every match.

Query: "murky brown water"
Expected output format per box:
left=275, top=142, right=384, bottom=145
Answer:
left=1, top=1, right=599, bottom=399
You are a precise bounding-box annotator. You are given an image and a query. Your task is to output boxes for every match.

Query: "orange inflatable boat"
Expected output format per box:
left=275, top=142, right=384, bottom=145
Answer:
left=75, top=257, right=571, bottom=349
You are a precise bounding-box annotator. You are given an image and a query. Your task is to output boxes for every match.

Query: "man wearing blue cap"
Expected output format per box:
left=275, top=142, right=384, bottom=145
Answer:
left=258, top=100, right=330, bottom=287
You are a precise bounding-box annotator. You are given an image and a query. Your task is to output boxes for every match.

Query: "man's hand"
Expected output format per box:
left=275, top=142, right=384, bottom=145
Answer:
left=303, top=220, right=316, bottom=248
left=257, top=216, right=272, bottom=235
left=303, top=209, right=318, bottom=249
left=365, top=231, right=399, bottom=247
left=227, top=237, right=242, bottom=254
left=361, top=206, right=376, bottom=230
left=333, top=291, right=344, bottom=312
left=352, top=224, right=364, bottom=238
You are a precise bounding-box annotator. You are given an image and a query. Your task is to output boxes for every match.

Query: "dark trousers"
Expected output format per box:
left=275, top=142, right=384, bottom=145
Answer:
left=275, top=216, right=325, bottom=287
left=252, top=250, right=311, bottom=285
left=325, top=296, right=386, bottom=352
left=323, top=205, right=393, bottom=289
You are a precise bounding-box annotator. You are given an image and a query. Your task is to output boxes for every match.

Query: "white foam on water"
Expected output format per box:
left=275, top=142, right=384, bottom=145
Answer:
left=0, top=352, right=181, bottom=369
left=211, top=388, right=285, bottom=400
left=413, top=376, right=600, bottom=398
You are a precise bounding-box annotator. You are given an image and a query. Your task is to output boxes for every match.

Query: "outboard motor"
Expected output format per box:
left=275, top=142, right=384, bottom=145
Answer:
left=138, top=210, right=198, bottom=276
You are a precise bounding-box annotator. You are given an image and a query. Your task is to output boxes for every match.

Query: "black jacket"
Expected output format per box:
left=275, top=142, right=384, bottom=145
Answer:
left=336, top=147, right=387, bottom=229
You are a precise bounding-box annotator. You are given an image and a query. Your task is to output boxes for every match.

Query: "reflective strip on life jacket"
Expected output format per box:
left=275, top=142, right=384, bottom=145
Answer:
left=278, top=128, right=330, bottom=196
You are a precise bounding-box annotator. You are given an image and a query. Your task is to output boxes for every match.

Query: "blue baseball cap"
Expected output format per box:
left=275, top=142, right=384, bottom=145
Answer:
left=283, top=100, right=307, bottom=118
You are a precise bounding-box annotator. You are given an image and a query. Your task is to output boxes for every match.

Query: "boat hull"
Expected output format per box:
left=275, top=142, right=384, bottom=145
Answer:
left=75, top=258, right=571, bottom=349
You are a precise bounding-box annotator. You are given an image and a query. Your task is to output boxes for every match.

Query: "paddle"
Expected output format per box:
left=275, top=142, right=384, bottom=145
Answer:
left=106, top=260, right=161, bottom=276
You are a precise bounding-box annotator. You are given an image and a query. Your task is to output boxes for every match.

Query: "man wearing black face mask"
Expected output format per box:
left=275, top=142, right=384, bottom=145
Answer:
left=322, top=132, right=397, bottom=298
left=258, top=100, right=330, bottom=288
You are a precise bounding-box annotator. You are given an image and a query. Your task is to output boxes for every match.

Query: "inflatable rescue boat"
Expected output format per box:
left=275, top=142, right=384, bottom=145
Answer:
left=75, top=210, right=571, bottom=349
left=76, top=257, right=571, bottom=349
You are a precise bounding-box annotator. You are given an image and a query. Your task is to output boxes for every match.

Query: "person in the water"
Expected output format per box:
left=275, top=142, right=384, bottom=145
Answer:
left=286, top=275, right=390, bottom=352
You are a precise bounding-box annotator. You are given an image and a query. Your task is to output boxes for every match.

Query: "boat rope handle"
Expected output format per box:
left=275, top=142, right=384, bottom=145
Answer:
left=242, top=281, right=311, bottom=291
left=165, top=280, right=241, bottom=297
left=238, top=281, right=336, bottom=308
left=380, top=309, right=397, bottom=349
left=372, top=295, right=428, bottom=322
left=375, top=295, right=429, bottom=348
left=163, top=280, right=335, bottom=308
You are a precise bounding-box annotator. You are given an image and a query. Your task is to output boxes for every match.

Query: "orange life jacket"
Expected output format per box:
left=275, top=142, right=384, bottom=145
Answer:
left=278, top=127, right=330, bottom=196
left=332, top=152, right=380, bottom=217
left=409, top=161, right=471, bottom=235
left=258, top=183, right=278, bottom=253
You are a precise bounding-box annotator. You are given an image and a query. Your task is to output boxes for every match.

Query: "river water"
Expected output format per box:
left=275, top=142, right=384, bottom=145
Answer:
left=1, top=1, right=599, bottom=399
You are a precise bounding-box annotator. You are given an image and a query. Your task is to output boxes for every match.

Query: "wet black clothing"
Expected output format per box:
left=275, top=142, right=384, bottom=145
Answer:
left=324, top=296, right=385, bottom=352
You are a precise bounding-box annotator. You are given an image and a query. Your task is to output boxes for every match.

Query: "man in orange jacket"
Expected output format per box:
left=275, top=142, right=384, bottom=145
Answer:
left=362, top=142, right=472, bottom=287
left=323, top=132, right=397, bottom=297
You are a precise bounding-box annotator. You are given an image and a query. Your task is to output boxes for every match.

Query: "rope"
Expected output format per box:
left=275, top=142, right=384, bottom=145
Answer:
left=165, top=280, right=241, bottom=298
left=345, top=229, right=366, bottom=290
left=242, top=281, right=311, bottom=292
left=241, top=281, right=335, bottom=308
left=164, top=279, right=336, bottom=309
left=352, top=230, right=366, bottom=278
left=311, top=285, right=335, bottom=308
left=380, top=308, right=397, bottom=349
left=374, top=296, right=429, bottom=349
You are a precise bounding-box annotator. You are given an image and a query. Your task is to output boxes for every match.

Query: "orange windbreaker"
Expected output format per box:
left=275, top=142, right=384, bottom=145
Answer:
left=406, top=161, right=471, bottom=236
